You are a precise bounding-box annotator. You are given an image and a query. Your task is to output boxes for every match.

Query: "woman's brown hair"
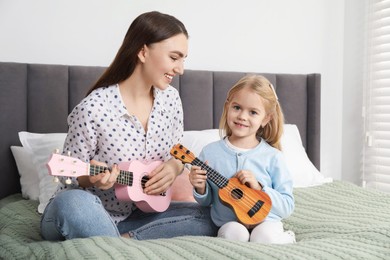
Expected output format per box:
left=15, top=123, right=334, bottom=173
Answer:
left=87, top=11, right=188, bottom=95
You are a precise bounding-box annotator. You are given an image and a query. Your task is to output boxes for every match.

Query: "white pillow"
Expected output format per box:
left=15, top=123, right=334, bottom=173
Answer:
left=281, top=124, right=331, bottom=187
left=12, top=126, right=329, bottom=209
left=14, top=130, right=220, bottom=209
left=182, top=129, right=221, bottom=156
left=181, top=125, right=330, bottom=188
left=19, top=132, right=67, bottom=213
left=10, top=146, right=40, bottom=200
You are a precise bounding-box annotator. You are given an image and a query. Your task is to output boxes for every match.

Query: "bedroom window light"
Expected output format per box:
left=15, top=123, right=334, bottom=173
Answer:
left=362, top=0, right=390, bottom=192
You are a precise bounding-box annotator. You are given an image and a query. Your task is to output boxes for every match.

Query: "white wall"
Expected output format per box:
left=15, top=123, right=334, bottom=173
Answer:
left=0, top=0, right=350, bottom=183
left=342, top=0, right=366, bottom=185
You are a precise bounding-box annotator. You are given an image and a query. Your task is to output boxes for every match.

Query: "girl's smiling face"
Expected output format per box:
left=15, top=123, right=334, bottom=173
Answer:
left=227, top=86, right=271, bottom=147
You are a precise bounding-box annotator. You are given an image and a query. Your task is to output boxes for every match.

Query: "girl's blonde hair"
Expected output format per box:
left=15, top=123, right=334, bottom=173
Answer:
left=219, top=75, right=285, bottom=150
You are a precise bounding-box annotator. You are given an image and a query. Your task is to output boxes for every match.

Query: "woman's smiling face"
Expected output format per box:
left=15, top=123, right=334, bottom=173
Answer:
left=141, top=33, right=188, bottom=90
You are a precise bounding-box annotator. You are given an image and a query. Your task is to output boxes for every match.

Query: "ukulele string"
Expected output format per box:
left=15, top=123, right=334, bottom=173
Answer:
left=190, top=158, right=265, bottom=210
left=174, top=147, right=262, bottom=209
left=191, top=161, right=262, bottom=213
left=90, top=165, right=150, bottom=185
left=90, top=165, right=154, bottom=187
left=174, top=145, right=270, bottom=222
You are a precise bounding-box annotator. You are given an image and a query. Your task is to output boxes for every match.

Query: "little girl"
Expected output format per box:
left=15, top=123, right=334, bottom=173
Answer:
left=189, top=75, right=295, bottom=243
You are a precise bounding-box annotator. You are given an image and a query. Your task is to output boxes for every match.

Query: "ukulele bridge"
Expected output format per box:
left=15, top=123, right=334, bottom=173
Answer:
left=248, top=200, right=265, bottom=217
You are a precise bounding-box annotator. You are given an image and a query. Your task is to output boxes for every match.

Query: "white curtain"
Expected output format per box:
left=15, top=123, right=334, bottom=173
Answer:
left=363, top=0, right=390, bottom=192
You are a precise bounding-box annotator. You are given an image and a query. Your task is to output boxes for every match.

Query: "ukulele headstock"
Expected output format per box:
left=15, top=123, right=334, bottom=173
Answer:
left=170, top=144, right=196, bottom=164
left=46, top=153, right=89, bottom=179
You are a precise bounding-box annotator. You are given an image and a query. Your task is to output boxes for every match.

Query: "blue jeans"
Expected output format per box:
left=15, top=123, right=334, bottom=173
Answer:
left=41, top=189, right=217, bottom=240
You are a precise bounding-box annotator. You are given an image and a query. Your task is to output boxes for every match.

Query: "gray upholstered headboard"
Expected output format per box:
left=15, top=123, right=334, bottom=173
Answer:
left=0, top=62, right=321, bottom=199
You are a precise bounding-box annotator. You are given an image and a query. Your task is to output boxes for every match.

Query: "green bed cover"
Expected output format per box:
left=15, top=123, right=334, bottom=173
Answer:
left=1, top=181, right=389, bottom=260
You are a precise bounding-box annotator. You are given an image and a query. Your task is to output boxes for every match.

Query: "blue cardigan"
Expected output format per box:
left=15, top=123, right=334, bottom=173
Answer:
left=193, top=139, right=294, bottom=227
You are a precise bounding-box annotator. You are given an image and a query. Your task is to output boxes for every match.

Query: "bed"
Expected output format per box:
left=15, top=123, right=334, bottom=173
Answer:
left=1, top=62, right=389, bottom=259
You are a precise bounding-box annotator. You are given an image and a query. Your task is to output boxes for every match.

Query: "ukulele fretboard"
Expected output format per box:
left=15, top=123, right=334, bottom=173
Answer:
left=89, top=165, right=134, bottom=186
left=192, top=158, right=228, bottom=188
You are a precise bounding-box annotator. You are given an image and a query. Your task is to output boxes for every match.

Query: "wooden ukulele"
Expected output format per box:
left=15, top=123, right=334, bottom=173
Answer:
left=170, top=144, right=272, bottom=225
left=46, top=153, right=171, bottom=212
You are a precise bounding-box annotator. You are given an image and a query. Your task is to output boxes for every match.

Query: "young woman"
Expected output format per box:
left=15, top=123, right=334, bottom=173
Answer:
left=41, top=11, right=217, bottom=241
left=189, top=75, right=295, bottom=244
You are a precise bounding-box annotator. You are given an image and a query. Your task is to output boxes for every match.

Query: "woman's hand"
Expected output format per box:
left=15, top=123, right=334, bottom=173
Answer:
left=78, top=160, right=120, bottom=190
left=189, top=165, right=207, bottom=195
left=144, top=158, right=182, bottom=195
left=236, top=170, right=262, bottom=190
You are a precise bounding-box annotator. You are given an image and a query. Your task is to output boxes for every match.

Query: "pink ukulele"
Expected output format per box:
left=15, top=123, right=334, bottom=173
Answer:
left=46, top=153, right=171, bottom=212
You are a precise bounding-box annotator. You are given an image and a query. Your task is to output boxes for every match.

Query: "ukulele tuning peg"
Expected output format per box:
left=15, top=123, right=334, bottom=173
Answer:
left=65, top=178, right=72, bottom=185
left=54, top=149, right=60, bottom=154
left=67, top=151, right=71, bottom=157
left=53, top=177, right=59, bottom=183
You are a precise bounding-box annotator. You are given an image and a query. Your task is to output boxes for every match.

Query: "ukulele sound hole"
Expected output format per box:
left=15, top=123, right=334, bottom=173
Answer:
left=141, top=175, right=166, bottom=196
left=231, top=188, right=243, bottom=200
left=141, top=175, right=149, bottom=189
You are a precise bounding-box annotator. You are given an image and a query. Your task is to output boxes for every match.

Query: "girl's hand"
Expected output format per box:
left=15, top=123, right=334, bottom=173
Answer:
left=144, top=158, right=181, bottom=195
left=189, top=165, right=207, bottom=195
left=87, top=160, right=120, bottom=190
left=236, top=170, right=262, bottom=190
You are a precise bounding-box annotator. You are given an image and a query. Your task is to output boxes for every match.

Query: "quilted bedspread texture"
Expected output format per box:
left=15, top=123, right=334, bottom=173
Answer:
left=1, top=181, right=389, bottom=260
